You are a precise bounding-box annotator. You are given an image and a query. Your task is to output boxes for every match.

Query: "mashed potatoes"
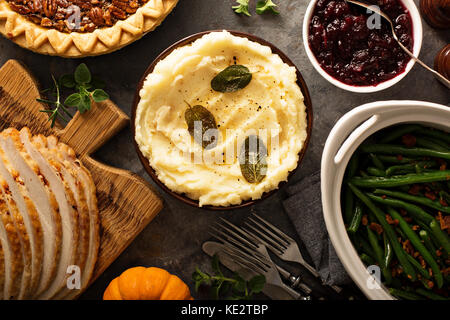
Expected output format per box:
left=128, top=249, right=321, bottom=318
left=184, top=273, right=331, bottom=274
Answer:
left=135, top=31, right=308, bottom=207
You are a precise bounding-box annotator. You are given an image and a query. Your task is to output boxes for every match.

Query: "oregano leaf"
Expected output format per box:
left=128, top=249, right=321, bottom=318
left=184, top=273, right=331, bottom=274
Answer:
left=64, top=93, right=82, bottom=107
left=74, top=63, right=91, bottom=85
left=91, top=89, right=109, bottom=102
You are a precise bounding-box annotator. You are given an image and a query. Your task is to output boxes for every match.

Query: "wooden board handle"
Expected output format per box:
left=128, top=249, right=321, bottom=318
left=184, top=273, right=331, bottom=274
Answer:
left=57, top=100, right=129, bottom=157
left=83, top=157, right=163, bottom=279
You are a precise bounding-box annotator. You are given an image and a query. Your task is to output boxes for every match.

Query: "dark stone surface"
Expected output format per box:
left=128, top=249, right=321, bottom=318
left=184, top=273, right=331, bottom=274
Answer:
left=0, top=0, right=448, bottom=300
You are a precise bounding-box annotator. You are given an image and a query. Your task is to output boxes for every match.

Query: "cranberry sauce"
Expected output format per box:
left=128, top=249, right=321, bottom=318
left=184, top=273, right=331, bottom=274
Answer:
left=308, top=0, right=414, bottom=86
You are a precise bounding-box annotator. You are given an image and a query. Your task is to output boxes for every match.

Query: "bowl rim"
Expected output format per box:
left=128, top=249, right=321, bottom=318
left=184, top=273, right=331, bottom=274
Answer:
left=321, top=100, right=450, bottom=299
left=302, top=0, right=423, bottom=93
left=131, top=29, right=314, bottom=211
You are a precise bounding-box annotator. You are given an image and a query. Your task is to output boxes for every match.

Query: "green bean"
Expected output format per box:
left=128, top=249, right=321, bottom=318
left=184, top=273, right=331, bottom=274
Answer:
left=360, top=253, right=376, bottom=266
left=416, top=288, right=448, bottom=300
left=355, top=234, right=376, bottom=259
left=415, top=127, right=450, bottom=144
left=383, top=233, right=393, bottom=269
left=379, top=124, right=422, bottom=144
left=348, top=184, right=416, bottom=281
left=343, top=186, right=354, bottom=225
left=367, top=194, right=434, bottom=224
left=367, top=167, right=386, bottom=177
left=370, top=153, right=385, bottom=170
left=384, top=161, right=437, bottom=176
left=440, top=190, right=450, bottom=204
left=406, top=253, right=431, bottom=279
left=373, top=189, right=450, bottom=214
left=347, top=201, right=363, bottom=234
left=377, top=155, right=416, bottom=164
left=387, top=207, right=443, bottom=288
left=429, top=219, right=450, bottom=254
left=369, top=194, right=450, bottom=253
left=367, top=226, right=392, bottom=284
left=395, top=227, right=407, bottom=240
left=415, top=137, right=449, bottom=152
left=415, top=164, right=423, bottom=174
left=350, top=171, right=450, bottom=188
left=416, top=221, right=446, bottom=258
left=385, top=164, right=415, bottom=176
left=347, top=152, right=359, bottom=178
left=389, top=288, right=422, bottom=300
left=360, top=144, right=450, bottom=160
left=419, top=230, right=439, bottom=261
left=359, top=170, right=369, bottom=178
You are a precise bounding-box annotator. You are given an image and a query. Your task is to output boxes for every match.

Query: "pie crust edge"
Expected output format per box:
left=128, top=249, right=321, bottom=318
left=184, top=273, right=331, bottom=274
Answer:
left=0, top=0, right=179, bottom=58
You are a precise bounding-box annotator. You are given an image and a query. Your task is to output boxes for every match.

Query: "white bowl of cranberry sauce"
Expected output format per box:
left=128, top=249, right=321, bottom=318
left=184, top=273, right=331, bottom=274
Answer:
left=303, top=0, right=423, bottom=93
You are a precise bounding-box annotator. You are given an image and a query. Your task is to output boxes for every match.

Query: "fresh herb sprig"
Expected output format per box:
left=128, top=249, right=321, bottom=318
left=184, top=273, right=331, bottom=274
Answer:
left=232, top=0, right=251, bottom=16
left=256, top=0, right=279, bottom=15
left=38, top=63, right=109, bottom=127
left=192, top=255, right=265, bottom=300
left=233, top=0, right=279, bottom=16
left=37, top=75, right=72, bottom=128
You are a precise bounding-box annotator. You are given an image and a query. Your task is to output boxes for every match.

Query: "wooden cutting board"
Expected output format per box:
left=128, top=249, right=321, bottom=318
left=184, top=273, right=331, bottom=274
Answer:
left=0, top=59, right=163, bottom=292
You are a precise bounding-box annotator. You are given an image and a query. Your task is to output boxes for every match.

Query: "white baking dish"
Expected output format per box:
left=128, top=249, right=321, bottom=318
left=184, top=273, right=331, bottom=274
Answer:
left=321, top=100, right=450, bottom=300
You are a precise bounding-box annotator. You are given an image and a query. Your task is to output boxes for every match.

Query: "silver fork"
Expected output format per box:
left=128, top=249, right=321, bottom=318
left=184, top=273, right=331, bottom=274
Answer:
left=245, top=212, right=342, bottom=293
left=211, top=220, right=311, bottom=300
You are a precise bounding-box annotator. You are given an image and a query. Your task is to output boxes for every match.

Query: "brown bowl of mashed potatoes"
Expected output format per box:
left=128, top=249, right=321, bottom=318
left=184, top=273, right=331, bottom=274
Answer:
left=132, top=30, right=313, bottom=210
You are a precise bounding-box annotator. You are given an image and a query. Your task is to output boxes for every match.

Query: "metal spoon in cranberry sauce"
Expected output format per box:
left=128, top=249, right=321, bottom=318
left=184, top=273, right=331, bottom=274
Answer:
left=346, top=0, right=450, bottom=88
left=308, top=0, right=415, bottom=87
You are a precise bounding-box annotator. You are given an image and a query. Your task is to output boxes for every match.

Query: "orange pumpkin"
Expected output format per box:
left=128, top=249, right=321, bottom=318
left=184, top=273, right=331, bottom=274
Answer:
left=103, top=267, right=194, bottom=300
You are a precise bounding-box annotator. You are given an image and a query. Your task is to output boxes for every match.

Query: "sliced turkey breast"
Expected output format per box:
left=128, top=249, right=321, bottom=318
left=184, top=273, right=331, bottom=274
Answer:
left=0, top=182, right=32, bottom=299
left=0, top=193, right=24, bottom=300
left=17, top=128, right=80, bottom=299
left=0, top=152, right=43, bottom=298
left=0, top=130, right=62, bottom=297
left=0, top=241, right=4, bottom=300
left=28, top=132, right=90, bottom=299
left=47, top=137, right=99, bottom=300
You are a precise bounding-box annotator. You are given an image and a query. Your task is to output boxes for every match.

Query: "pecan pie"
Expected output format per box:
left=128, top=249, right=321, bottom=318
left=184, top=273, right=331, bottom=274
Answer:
left=0, top=0, right=178, bottom=57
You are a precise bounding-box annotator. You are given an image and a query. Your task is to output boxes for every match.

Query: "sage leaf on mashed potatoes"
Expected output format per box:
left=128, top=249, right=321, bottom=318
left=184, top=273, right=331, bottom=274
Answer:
left=211, top=65, right=252, bottom=93
left=184, top=102, right=218, bottom=149
left=239, top=135, right=268, bottom=183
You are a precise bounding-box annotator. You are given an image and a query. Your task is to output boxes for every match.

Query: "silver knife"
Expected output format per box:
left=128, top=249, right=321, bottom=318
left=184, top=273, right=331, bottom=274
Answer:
left=202, top=241, right=310, bottom=300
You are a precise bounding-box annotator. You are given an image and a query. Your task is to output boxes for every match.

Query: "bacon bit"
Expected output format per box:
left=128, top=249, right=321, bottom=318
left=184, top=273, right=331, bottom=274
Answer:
left=408, top=184, right=422, bottom=195
left=381, top=195, right=387, bottom=199
left=413, top=251, right=420, bottom=258
left=425, top=191, right=437, bottom=201
left=397, top=155, right=403, bottom=161
left=402, top=134, right=417, bottom=147
left=436, top=212, right=450, bottom=231
left=386, top=214, right=399, bottom=226
left=397, top=267, right=403, bottom=275
left=399, top=208, right=408, bottom=216
left=361, top=215, right=368, bottom=226
left=403, top=240, right=414, bottom=255
left=440, top=163, right=447, bottom=171
left=428, top=268, right=433, bottom=277
left=417, top=255, right=426, bottom=268
left=436, top=249, right=442, bottom=257
left=427, top=281, right=434, bottom=289
left=439, top=215, right=450, bottom=231
left=369, top=222, right=383, bottom=235
left=439, top=198, right=448, bottom=207
left=442, top=267, right=450, bottom=276
left=412, top=225, right=419, bottom=231
left=404, top=217, right=413, bottom=223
